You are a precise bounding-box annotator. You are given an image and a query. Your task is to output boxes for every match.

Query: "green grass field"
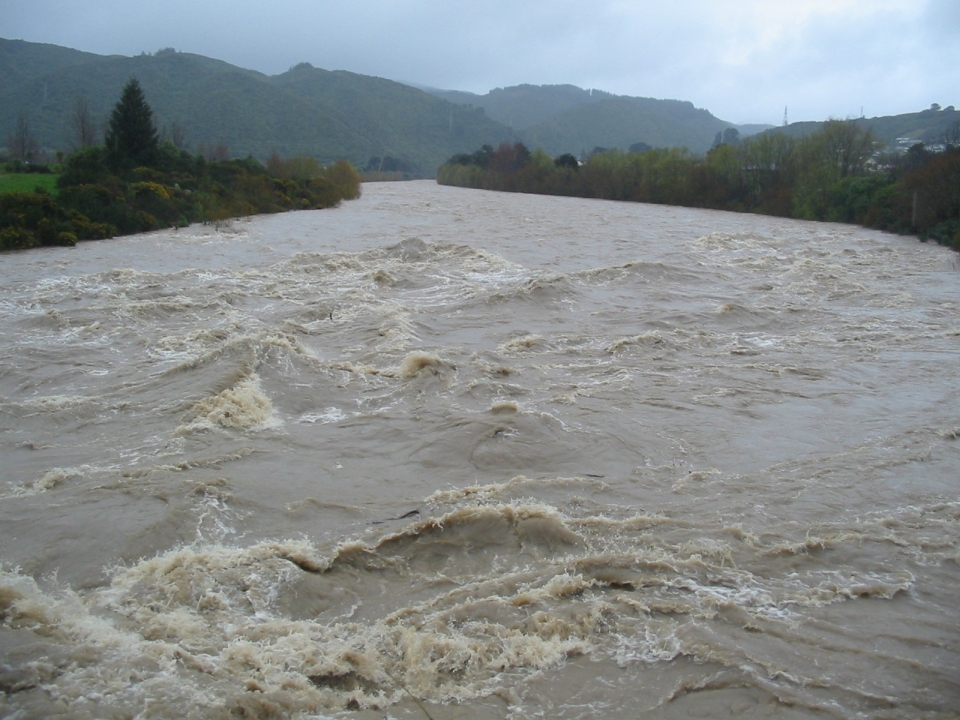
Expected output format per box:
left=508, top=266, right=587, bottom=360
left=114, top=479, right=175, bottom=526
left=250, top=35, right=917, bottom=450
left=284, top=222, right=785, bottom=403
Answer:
left=0, top=173, right=59, bottom=195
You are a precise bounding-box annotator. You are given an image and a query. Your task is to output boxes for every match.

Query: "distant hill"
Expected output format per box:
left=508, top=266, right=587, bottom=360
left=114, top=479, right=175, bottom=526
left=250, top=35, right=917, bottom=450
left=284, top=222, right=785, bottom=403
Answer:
left=267, top=64, right=506, bottom=174
left=431, top=84, right=614, bottom=131
left=762, top=105, right=960, bottom=148
left=425, top=84, right=773, bottom=154
left=0, top=39, right=511, bottom=175
left=4, top=38, right=953, bottom=175
left=0, top=38, right=108, bottom=88
left=521, top=96, right=740, bottom=155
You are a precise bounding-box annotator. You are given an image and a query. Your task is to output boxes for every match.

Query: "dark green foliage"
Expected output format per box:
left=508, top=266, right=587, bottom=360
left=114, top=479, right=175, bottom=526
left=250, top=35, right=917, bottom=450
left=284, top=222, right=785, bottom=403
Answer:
left=439, top=121, right=960, bottom=252
left=790, top=121, right=881, bottom=220
left=56, top=146, right=115, bottom=187
left=105, top=78, right=160, bottom=171
left=822, top=175, right=894, bottom=224
left=899, top=148, right=960, bottom=249
left=449, top=145, right=495, bottom=169
left=438, top=143, right=540, bottom=193
left=0, top=191, right=111, bottom=250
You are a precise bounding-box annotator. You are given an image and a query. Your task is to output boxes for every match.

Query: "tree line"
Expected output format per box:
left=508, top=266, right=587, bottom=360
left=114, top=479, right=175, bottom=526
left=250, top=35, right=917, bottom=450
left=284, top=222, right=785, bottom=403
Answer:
left=437, top=121, right=960, bottom=251
left=1, top=78, right=361, bottom=252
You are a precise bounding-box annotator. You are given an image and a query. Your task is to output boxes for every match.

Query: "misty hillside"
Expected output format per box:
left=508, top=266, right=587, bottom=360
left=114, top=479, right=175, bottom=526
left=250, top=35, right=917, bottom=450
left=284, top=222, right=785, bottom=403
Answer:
left=268, top=64, right=506, bottom=173
left=522, top=96, right=738, bottom=155
left=431, top=84, right=615, bottom=131
left=426, top=84, right=772, bottom=154
left=4, top=38, right=954, bottom=174
left=0, top=38, right=511, bottom=175
left=0, top=38, right=108, bottom=88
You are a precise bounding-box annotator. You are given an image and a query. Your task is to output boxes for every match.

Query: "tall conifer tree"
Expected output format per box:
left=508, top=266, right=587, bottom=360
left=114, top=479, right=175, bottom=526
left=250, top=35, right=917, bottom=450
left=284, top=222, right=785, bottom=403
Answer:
left=105, top=78, right=159, bottom=169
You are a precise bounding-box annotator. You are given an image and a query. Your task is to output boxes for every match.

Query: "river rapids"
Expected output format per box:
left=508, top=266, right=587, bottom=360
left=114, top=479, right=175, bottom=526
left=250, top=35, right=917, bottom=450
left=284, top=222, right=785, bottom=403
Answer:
left=1, top=181, right=958, bottom=719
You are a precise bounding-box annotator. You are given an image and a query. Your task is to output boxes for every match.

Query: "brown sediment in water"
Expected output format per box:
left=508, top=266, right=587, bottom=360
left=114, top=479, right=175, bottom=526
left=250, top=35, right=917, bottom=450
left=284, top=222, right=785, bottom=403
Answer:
left=0, top=181, right=957, bottom=719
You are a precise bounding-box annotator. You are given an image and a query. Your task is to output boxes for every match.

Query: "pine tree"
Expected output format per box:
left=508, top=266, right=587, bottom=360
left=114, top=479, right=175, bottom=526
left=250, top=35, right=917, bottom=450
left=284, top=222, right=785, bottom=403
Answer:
left=105, top=78, right=159, bottom=170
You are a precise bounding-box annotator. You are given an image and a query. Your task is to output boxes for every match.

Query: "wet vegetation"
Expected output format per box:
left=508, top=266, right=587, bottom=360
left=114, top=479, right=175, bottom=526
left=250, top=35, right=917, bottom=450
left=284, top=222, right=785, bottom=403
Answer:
left=438, top=120, right=960, bottom=251
left=1, top=79, right=361, bottom=252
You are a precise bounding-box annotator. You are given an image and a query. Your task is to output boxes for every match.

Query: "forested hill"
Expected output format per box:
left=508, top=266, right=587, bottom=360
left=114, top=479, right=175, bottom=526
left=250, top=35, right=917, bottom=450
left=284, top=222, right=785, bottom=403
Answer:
left=426, top=84, right=773, bottom=154
left=0, top=38, right=108, bottom=87
left=6, top=38, right=956, bottom=173
left=760, top=105, right=960, bottom=148
left=430, top=84, right=618, bottom=131
left=520, top=96, right=743, bottom=155
left=0, top=39, right=511, bottom=176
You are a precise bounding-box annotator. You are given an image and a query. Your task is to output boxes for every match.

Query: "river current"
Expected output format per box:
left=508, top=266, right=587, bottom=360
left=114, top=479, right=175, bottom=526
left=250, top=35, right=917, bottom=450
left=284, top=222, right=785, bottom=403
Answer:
left=1, top=181, right=958, bottom=719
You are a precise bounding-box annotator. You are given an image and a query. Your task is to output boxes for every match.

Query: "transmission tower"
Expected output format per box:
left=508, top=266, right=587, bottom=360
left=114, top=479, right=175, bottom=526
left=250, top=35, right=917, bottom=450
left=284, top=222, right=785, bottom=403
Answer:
left=783, top=106, right=788, bottom=126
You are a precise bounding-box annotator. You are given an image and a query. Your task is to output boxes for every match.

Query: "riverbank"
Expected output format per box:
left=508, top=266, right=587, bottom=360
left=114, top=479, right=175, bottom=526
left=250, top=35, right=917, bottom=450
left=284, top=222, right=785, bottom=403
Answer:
left=438, top=123, right=960, bottom=252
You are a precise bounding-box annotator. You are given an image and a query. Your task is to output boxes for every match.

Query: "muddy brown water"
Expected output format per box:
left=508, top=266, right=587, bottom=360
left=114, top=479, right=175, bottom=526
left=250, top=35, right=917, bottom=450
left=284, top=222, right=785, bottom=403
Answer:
left=1, top=181, right=958, bottom=719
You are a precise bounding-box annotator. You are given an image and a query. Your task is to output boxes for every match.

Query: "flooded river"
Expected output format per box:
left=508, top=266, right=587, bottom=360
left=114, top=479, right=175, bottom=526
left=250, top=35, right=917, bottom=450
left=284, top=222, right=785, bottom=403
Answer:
left=1, top=181, right=958, bottom=719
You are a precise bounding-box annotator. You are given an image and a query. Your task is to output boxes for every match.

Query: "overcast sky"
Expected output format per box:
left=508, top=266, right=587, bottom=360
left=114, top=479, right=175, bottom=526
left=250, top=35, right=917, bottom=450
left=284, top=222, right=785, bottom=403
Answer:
left=2, top=0, right=957, bottom=125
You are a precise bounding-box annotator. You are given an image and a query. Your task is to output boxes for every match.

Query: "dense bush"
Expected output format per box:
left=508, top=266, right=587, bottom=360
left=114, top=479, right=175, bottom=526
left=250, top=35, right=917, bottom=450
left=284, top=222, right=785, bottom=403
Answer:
left=899, top=149, right=960, bottom=248
left=0, top=193, right=67, bottom=250
left=438, top=124, right=960, bottom=251
left=1, top=145, right=361, bottom=251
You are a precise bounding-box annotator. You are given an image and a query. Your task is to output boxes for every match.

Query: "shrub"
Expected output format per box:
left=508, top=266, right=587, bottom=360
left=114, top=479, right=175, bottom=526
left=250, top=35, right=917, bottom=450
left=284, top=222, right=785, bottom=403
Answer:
left=325, top=159, right=361, bottom=201
left=0, top=192, right=95, bottom=250
left=1, top=225, right=38, bottom=251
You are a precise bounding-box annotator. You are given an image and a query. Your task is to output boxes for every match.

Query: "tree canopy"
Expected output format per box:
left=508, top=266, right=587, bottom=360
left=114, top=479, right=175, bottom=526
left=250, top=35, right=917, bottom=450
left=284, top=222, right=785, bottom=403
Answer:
left=105, top=78, right=159, bottom=170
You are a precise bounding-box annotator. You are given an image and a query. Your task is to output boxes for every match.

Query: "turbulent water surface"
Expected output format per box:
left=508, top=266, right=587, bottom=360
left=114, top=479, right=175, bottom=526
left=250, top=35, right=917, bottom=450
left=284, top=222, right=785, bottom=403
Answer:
left=1, top=181, right=959, bottom=719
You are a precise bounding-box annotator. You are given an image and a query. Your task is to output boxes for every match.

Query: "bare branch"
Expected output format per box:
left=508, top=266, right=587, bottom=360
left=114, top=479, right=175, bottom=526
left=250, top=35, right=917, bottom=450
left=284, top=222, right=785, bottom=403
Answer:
left=69, top=96, right=98, bottom=152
